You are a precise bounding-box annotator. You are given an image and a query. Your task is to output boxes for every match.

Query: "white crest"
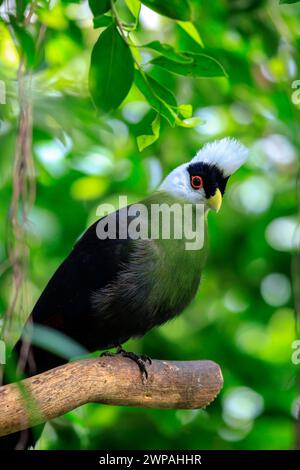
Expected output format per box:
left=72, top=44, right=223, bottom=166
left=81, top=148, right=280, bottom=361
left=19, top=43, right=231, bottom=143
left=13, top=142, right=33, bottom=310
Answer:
left=192, top=137, right=249, bottom=177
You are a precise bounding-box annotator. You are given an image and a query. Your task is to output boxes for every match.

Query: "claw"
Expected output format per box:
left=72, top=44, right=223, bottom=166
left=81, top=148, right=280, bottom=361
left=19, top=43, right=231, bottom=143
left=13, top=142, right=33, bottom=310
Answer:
left=101, top=351, right=115, bottom=357
left=100, top=347, right=152, bottom=381
left=140, top=354, right=152, bottom=365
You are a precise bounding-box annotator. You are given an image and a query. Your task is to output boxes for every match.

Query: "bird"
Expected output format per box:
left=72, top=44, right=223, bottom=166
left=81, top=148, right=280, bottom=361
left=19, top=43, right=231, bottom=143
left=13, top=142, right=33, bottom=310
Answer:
left=0, top=137, right=248, bottom=449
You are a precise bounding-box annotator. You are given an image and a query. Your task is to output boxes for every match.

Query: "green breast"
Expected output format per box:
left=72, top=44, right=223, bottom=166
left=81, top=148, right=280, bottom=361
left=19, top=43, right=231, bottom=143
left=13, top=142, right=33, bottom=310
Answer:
left=143, top=192, right=208, bottom=316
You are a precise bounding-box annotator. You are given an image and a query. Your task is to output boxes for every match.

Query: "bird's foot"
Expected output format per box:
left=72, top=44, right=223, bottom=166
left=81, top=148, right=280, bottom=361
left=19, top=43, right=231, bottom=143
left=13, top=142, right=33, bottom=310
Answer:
left=101, top=346, right=152, bottom=380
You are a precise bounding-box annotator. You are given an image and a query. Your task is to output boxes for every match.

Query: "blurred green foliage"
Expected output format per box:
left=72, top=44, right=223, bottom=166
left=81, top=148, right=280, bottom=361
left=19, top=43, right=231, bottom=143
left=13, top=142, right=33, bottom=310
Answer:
left=0, top=0, right=300, bottom=450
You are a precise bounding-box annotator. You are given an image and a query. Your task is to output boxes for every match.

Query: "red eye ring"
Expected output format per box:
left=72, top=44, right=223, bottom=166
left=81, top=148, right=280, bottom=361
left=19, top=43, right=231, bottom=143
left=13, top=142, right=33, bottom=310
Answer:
left=191, top=175, right=203, bottom=190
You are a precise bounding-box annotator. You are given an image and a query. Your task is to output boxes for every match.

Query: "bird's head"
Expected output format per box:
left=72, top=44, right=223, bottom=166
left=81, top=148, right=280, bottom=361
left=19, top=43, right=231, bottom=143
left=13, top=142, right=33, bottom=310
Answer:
left=159, top=137, right=248, bottom=212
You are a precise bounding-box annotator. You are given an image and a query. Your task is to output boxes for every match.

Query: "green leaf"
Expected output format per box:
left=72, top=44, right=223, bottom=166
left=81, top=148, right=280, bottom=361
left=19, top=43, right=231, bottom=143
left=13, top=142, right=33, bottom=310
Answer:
left=151, top=52, right=227, bottom=78
left=141, top=0, right=191, bottom=20
left=203, top=47, right=251, bottom=84
left=137, top=113, right=160, bottom=151
left=125, top=0, right=141, bottom=18
left=177, top=21, right=204, bottom=47
left=23, top=324, right=88, bottom=360
left=143, top=41, right=193, bottom=63
left=93, top=15, right=113, bottom=29
left=88, top=0, right=114, bottom=16
left=134, top=70, right=200, bottom=129
left=175, top=116, right=202, bottom=128
left=177, top=103, right=193, bottom=119
left=134, top=70, right=176, bottom=125
left=279, top=0, right=300, bottom=3
left=146, top=74, right=177, bottom=108
left=89, top=24, right=134, bottom=113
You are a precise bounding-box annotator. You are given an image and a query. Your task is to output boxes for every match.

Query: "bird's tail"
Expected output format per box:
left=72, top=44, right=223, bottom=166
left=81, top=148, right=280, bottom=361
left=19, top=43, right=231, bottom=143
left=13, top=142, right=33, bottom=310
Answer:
left=0, top=336, right=65, bottom=450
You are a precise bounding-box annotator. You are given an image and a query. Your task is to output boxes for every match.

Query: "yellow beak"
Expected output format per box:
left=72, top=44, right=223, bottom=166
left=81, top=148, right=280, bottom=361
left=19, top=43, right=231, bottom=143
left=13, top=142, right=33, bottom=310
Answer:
left=207, top=188, right=222, bottom=212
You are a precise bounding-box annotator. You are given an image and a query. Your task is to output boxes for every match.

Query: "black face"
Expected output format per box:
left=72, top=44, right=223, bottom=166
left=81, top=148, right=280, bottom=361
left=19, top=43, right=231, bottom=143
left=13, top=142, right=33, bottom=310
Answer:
left=187, top=162, right=229, bottom=198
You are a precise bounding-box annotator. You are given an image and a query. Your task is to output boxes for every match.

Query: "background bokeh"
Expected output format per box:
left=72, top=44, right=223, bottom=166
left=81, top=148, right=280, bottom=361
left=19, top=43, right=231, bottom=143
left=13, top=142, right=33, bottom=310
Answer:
left=0, top=0, right=300, bottom=450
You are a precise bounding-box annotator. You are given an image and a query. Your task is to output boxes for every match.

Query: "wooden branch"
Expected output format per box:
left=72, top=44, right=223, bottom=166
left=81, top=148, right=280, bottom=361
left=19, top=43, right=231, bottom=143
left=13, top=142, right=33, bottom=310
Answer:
left=0, top=357, right=223, bottom=437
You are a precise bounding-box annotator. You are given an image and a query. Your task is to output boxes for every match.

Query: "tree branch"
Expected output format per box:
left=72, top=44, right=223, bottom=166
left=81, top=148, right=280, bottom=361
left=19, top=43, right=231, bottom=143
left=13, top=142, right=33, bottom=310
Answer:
left=0, top=357, right=223, bottom=437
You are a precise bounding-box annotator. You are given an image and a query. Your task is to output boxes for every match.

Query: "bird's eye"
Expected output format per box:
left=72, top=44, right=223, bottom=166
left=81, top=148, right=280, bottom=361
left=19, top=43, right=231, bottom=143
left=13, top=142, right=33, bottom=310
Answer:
left=191, top=175, right=203, bottom=190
